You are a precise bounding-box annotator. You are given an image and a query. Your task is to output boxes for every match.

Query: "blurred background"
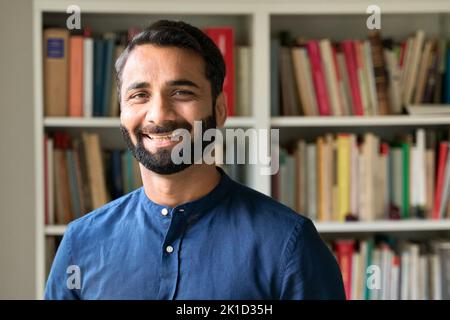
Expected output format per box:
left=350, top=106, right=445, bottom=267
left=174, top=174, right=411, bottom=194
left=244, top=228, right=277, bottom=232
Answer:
left=1, top=0, right=450, bottom=300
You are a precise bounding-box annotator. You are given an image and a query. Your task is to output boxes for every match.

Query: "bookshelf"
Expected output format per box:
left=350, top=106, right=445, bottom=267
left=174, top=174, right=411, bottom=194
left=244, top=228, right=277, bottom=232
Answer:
left=33, top=0, right=450, bottom=299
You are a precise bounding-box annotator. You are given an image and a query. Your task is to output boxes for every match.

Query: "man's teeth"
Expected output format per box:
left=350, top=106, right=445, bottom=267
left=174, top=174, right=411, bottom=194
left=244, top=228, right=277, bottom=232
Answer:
left=148, top=134, right=173, bottom=140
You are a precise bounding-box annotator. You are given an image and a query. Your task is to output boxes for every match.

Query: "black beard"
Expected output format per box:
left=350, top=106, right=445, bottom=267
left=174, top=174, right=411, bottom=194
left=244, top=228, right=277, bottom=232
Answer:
left=120, top=115, right=217, bottom=175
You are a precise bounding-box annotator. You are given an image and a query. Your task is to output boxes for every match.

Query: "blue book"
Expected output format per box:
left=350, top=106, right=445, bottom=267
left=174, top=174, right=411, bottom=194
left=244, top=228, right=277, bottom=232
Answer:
left=101, top=36, right=115, bottom=116
left=93, top=39, right=105, bottom=116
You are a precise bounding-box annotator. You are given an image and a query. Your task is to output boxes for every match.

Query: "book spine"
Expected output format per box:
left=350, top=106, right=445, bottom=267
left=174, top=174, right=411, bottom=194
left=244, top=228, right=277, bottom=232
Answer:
left=307, top=41, right=331, bottom=116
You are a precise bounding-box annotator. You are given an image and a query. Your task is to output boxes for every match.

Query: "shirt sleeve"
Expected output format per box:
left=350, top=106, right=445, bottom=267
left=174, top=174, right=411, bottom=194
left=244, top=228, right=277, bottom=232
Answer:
left=44, top=224, right=80, bottom=300
left=279, top=218, right=346, bottom=300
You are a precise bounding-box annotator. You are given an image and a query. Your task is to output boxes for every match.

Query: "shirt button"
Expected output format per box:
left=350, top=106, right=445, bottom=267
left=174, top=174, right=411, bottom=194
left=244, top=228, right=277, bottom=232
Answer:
left=166, top=245, right=174, bottom=253
left=161, top=208, right=169, bottom=216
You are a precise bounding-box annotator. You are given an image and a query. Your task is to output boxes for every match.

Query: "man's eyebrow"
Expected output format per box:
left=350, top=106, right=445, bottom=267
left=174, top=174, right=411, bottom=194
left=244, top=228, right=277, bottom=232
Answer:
left=126, top=82, right=150, bottom=92
left=167, top=79, right=200, bottom=88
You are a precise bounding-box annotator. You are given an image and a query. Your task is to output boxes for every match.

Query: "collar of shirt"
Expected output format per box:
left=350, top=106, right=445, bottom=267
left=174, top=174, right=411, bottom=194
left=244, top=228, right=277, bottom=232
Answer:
left=139, top=166, right=233, bottom=225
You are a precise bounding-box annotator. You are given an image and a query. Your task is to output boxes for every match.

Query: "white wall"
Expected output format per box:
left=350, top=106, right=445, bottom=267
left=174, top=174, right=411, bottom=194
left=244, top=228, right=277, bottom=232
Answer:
left=0, top=0, right=36, bottom=299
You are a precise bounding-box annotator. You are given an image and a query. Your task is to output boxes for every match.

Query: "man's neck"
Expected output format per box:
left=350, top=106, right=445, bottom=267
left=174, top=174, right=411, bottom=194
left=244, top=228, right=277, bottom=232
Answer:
left=140, top=164, right=221, bottom=207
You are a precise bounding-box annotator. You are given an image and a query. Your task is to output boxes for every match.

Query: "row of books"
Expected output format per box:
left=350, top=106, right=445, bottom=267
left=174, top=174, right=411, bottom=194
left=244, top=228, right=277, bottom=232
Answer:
left=43, top=26, right=251, bottom=118
left=331, top=237, right=450, bottom=300
left=271, top=30, right=450, bottom=116
left=272, top=128, right=450, bottom=221
left=43, top=131, right=249, bottom=225
left=44, top=131, right=142, bottom=225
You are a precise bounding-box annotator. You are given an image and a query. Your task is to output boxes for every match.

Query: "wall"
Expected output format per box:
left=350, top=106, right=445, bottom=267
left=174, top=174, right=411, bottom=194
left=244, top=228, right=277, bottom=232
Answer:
left=0, top=0, right=36, bottom=299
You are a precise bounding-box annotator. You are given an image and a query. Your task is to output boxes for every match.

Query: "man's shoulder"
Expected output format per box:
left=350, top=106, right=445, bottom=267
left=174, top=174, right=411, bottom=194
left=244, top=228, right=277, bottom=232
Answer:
left=229, top=179, right=310, bottom=229
left=66, top=187, right=143, bottom=236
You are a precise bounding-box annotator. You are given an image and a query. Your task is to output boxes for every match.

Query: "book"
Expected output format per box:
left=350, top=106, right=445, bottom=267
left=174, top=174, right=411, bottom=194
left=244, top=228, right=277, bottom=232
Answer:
left=68, top=35, right=84, bottom=117
left=43, top=28, right=69, bottom=117
left=204, top=27, right=235, bottom=116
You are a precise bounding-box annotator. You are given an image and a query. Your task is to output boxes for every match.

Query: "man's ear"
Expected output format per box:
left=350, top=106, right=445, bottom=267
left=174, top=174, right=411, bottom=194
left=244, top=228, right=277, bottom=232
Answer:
left=214, top=92, right=227, bottom=128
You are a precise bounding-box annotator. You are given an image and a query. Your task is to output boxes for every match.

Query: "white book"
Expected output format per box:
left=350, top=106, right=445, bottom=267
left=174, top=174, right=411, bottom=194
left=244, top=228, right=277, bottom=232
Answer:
left=418, top=255, right=428, bottom=300
left=390, top=257, right=400, bottom=300
left=430, top=254, right=442, bottom=300
left=401, top=251, right=410, bottom=300
left=46, top=137, right=54, bottom=225
left=407, top=105, right=450, bottom=116
left=351, top=252, right=361, bottom=300
left=319, top=39, right=342, bottom=116
left=409, top=244, right=420, bottom=300
left=403, top=30, right=425, bottom=106
left=381, top=245, right=392, bottom=300
left=83, top=37, right=94, bottom=118
left=384, top=49, right=402, bottom=114
left=416, top=129, right=427, bottom=208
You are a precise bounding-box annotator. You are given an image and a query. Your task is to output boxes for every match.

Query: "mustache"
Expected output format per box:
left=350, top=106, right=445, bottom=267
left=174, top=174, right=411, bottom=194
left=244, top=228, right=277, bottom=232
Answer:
left=136, top=120, right=192, bottom=136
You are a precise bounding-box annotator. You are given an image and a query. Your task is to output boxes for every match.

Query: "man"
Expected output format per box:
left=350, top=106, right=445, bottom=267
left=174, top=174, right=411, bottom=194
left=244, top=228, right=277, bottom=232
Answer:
left=45, top=20, right=345, bottom=300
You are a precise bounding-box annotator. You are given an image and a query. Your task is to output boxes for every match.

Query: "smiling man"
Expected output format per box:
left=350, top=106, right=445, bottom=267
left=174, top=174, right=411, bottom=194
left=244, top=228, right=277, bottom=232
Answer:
left=44, top=20, right=345, bottom=300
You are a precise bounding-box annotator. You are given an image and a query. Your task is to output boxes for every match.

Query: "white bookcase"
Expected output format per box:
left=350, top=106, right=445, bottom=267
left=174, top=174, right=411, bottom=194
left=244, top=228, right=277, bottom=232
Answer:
left=33, top=0, right=450, bottom=298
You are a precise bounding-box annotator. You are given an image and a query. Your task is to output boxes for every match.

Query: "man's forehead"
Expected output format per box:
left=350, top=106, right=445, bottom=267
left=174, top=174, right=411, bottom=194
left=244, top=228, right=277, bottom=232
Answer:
left=123, top=44, right=205, bottom=80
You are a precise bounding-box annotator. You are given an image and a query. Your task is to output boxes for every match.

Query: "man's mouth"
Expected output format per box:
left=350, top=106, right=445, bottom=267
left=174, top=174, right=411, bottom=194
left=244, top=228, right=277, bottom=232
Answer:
left=142, top=132, right=183, bottom=141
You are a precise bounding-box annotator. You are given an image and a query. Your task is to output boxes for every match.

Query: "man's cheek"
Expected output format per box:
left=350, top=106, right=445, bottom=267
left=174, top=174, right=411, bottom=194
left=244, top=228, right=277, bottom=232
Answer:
left=120, top=108, right=141, bottom=145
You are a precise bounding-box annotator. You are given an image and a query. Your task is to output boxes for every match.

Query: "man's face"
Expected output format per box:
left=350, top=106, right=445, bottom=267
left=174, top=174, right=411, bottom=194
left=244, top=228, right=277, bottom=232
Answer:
left=119, top=44, right=217, bottom=174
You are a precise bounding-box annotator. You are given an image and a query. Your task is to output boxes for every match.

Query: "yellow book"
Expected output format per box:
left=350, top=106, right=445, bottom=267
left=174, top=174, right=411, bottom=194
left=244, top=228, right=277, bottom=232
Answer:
left=337, top=134, right=351, bottom=221
left=317, top=136, right=325, bottom=221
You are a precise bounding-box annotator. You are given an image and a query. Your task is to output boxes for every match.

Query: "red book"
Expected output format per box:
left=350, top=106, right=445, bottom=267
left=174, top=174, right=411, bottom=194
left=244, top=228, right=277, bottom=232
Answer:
left=68, top=35, right=84, bottom=117
left=432, top=142, right=449, bottom=219
left=204, top=27, right=234, bottom=116
left=306, top=41, right=331, bottom=116
left=399, top=41, right=408, bottom=68
left=334, top=240, right=354, bottom=300
left=341, top=41, right=364, bottom=116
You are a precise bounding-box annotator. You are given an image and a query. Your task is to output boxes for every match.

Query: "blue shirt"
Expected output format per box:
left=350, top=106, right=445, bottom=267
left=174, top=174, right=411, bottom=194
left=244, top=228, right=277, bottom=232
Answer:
left=45, top=168, right=345, bottom=300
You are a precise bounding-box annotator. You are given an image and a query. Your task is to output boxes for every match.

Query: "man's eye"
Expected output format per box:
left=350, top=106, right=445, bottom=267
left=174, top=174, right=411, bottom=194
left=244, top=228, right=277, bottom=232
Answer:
left=173, top=90, right=193, bottom=97
left=131, top=92, right=149, bottom=99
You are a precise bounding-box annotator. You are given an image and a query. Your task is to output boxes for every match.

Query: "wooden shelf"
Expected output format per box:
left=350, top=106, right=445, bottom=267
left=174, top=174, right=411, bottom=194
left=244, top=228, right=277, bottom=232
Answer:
left=45, top=220, right=450, bottom=236
left=271, top=115, right=450, bottom=127
left=315, top=220, right=450, bottom=233
left=44, top=116, right=255, bottom=128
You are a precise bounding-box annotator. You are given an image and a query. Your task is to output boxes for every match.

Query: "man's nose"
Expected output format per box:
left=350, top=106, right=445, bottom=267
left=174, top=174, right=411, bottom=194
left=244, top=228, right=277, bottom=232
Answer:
left=144, top=93, right=175, bottom=124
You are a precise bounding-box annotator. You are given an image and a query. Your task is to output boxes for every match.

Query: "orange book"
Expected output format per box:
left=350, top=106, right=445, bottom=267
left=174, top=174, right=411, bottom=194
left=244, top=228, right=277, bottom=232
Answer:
left=335, top=240, right=355, bottom=300
left=69, top=35, right=84, bottom=117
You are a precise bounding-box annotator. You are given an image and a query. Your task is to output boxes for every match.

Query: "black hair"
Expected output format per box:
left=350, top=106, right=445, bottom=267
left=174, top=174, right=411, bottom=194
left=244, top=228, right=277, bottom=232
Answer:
left=115, top=20, right=226, bottom=106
